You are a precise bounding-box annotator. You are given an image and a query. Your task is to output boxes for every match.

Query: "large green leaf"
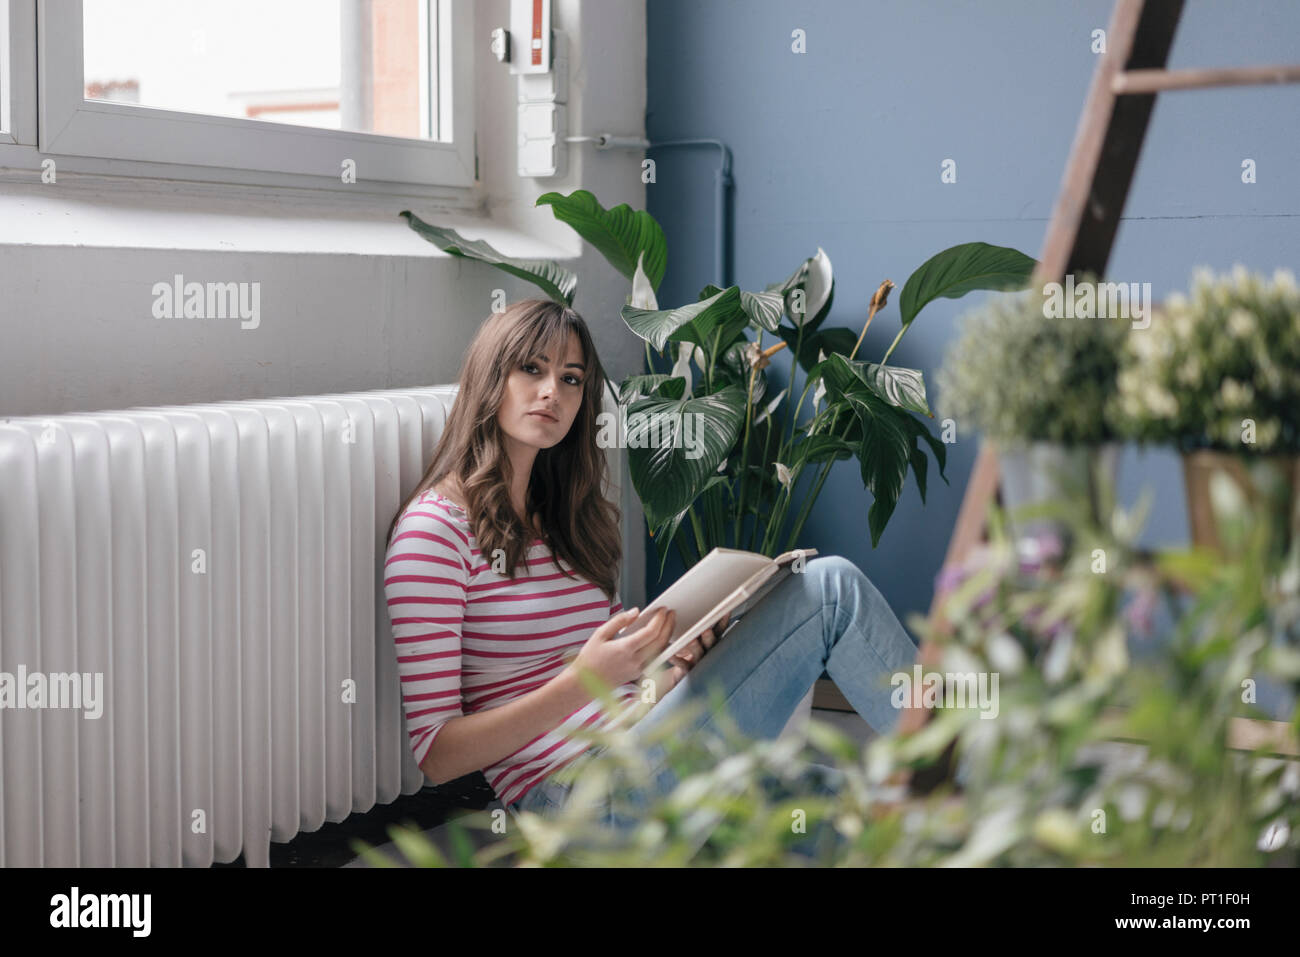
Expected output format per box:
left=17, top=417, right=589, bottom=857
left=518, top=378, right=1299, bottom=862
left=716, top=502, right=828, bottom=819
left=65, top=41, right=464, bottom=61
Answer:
left=536, top=189, right=668, bottom=291
left=626, top=384, right=748, bottom=528
left=622, top=286, right=742, bottom=352
left=673, top=286, right=751, bottom=354
left=716, top=339, right=767, bottom=406
left=820, top=357, right=917, bottom=546
left=899, top=414, right=949, bottom=503
left=863, top=364, right=931, bottom=417
left=649, top=471, right=732, bottom=577
left=401, top=212, right=577, bottom=305
left=650, top=507, right=690, bottom=579
left=739, top=290, right=785, bottom=332
left=619, top=374, right=685, bottom=404
left=822, top=356, right=933, bottom=418
left=898, top=241, right=1036, bottom=328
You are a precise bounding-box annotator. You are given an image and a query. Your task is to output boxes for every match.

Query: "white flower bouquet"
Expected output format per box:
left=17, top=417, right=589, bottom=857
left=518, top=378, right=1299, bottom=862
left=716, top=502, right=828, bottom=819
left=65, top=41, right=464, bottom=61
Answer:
left=1115, top=266, right=1300, bottom=453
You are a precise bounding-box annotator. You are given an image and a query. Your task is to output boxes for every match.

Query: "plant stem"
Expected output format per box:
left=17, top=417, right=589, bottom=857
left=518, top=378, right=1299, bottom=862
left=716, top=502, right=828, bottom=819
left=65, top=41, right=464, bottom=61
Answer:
left=734, top=331, right=761, bottom=546
left=759, top=481, right=790, bottom=555
left=782, top=376, right=818, bottom=467
left=880, top=325, right=907, bottom=366
left=706, top=327, right=722, bottom=393
left=784, top=320, right=807, bottom=448
left=785, top=458, right=835, bottom=551
left=687, top=504, right=708, bottom=560
left=673, top=530, right=697, bottom=572
left=848, top=280, right=893, bottom=362
left=742, top=418, right=771, bottom=552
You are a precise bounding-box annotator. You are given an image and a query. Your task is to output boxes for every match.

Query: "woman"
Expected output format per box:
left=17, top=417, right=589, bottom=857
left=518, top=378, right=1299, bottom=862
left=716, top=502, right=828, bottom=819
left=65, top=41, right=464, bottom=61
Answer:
left=383, top=299, right=920, bottom=832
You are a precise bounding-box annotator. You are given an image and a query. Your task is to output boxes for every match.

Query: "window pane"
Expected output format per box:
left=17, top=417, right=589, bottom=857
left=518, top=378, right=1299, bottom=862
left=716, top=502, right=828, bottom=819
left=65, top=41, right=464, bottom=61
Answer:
left=83, top=0, right=434, bottom=140
left=0, top=0, right=9, bottom=135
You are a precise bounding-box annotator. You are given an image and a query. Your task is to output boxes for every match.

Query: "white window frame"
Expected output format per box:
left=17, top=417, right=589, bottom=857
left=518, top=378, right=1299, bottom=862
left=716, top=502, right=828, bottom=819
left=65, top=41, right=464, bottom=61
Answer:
left=1, top=0, right=36, bottom=145
left=28, top=0, right=474, bottom=191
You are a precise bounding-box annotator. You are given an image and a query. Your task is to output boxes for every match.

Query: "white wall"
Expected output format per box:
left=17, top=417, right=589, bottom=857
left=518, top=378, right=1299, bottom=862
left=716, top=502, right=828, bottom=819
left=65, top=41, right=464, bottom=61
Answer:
left=0, top=0, right=649, bottom=602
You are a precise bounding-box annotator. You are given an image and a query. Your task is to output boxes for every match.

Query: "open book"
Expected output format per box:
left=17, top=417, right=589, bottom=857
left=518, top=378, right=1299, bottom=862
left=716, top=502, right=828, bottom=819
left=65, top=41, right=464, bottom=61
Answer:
left=619, top=547, right=818, bottom=674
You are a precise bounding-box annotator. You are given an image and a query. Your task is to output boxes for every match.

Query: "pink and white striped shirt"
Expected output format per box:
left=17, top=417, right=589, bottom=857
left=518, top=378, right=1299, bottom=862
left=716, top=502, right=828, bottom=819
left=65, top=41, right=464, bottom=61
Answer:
left=383, top=489, right=641, bottom=806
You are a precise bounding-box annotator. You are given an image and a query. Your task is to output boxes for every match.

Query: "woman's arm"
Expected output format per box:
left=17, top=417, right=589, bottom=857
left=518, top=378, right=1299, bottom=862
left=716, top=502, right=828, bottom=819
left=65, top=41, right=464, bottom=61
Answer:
left=417, top=665, right=593, bottom=785
left=421, top=606, right=675, bottom=784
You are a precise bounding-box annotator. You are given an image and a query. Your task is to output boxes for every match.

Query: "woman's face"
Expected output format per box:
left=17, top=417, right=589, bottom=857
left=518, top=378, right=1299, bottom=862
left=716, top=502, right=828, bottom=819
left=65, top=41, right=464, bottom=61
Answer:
left=496, top=329, right=587, bottom=452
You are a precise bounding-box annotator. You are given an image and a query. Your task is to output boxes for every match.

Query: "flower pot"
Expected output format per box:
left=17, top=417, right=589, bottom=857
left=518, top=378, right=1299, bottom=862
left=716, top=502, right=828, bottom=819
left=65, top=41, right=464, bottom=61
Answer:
left=995, top=442, right=1121, bottom=553
left=1181, top=450, right=1300, bottom=556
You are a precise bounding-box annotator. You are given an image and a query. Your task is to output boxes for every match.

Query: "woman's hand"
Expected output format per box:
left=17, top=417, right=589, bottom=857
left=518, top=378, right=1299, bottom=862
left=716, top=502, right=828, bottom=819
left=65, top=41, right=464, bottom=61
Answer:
left=569, top=607, right=676, bottom=691
left=655, top=614, right=730, bottom=700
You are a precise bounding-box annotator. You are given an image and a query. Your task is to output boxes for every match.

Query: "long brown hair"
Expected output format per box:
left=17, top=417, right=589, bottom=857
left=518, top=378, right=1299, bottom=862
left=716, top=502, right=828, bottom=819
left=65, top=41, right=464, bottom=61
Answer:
left=386, top=299, right=622, bottom=599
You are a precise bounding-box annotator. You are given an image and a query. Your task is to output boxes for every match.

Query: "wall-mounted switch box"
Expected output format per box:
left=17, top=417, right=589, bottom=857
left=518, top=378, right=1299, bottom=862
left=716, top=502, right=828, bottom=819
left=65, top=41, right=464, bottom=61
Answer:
left=518, top=102, right=567, bottom=178
left=516, top=30, right=567, bottom=103
left=510, top=0, right=552, bottom=75
left=514, top=26, right=567, bottom=178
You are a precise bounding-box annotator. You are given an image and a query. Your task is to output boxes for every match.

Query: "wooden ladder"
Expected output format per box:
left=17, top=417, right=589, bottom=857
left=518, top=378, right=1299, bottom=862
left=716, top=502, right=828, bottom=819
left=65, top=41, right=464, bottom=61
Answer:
left=813, top=0, right=1300, bottom=760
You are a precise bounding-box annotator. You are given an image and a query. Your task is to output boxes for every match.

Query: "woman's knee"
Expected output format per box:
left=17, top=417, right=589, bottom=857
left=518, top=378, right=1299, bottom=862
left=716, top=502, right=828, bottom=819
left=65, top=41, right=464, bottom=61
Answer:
left=806, top=555, right=868, bottom=594
left=806, top=555, right=890, bottom=613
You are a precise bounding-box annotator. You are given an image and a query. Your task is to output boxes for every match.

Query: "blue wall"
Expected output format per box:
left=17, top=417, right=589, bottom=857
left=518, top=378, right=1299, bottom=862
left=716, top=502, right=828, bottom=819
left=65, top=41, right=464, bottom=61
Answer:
left=644, top=0, right=1300, bottom=620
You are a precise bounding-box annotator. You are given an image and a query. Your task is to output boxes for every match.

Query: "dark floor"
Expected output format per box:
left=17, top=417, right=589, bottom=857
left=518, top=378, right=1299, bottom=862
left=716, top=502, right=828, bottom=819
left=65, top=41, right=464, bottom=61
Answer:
left=211, top=772, right=499, bottom=868
left=216, top=707, right=878, bottom=867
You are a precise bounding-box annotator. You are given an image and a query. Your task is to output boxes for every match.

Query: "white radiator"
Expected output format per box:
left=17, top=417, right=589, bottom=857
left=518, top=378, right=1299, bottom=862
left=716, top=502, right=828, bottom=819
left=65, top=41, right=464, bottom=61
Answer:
left=0, top=385, right=481, bottom=867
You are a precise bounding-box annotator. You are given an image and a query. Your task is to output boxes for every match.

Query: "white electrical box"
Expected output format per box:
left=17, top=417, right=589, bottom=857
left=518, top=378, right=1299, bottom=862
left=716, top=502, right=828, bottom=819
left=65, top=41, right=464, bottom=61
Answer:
left=510, top=0, right=552, bottom=75
left=518, top=103, right=567, bottom=178
left=517, top=31, right=568, bottom=103
left=514, top=26, right=567, bottom=178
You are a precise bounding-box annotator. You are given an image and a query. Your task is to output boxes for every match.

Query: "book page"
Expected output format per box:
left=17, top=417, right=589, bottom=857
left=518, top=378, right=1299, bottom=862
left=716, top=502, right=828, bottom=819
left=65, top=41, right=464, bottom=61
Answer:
left=625, top=548, right=817, bottom=673
left=621, top=548, right=772, bottom=643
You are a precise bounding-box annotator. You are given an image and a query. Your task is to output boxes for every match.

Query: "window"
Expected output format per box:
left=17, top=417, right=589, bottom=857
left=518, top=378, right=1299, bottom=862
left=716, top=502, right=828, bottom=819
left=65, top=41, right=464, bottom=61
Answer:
left=0, top=2, right=8, bottom=137
left=1, top=0, right=36, bottom=146
left=0, top=2, right=9, bottom=139
left=30, top=0, right=473, bottom=189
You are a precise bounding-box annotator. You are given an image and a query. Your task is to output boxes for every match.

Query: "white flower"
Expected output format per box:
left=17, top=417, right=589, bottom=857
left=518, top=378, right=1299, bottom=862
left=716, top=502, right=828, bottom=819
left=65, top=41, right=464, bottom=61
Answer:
left=775, top=462, right=793, bottom=489
left=1176, top=355, right=1202, bottom=386
left=1142, top=383, right=1179, bottom=419
left=795, top=248, right=833, bottom=327
left=1220, top=377, right=1254, bottom=409
left=1131, top=327, right=1161, bottom=358
left=667, top=341, right=694, bottom=395
left=813, top=350, right=828, bottom=408
left=1227, top=308, right=1257, bottom=338
left=629, top=251, right=658, bottom=310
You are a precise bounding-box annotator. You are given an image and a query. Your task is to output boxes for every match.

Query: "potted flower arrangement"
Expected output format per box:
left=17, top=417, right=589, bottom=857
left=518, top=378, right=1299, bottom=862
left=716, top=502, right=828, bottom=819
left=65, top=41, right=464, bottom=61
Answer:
left=1114, top=265, right=1300, bottom=557
left=934, top=275, right=1129, bottom=549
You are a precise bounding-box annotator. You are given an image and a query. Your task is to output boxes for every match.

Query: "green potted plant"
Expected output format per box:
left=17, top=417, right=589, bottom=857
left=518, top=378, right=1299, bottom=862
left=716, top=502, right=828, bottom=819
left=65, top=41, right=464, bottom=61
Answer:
left=1114, top=265, right=1300, bottom=557
left=935, top=275, right=1129, bottom=547
left=402, top=190, right=1037, bottom=574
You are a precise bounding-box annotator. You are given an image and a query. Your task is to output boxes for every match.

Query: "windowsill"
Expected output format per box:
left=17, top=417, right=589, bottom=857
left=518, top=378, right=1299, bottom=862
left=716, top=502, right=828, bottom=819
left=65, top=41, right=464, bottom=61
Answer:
left=0, top=172, right=579, bottom=260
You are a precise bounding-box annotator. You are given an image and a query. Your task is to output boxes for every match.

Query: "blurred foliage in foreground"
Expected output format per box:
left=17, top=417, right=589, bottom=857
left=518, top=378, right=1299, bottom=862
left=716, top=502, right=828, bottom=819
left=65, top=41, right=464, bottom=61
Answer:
left=356, top=472, right=1300, bottom=867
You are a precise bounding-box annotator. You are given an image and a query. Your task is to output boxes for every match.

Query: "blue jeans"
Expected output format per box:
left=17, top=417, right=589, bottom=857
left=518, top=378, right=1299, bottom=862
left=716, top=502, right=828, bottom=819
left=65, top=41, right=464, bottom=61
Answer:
left=506, top=556, right=919, bottom=840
